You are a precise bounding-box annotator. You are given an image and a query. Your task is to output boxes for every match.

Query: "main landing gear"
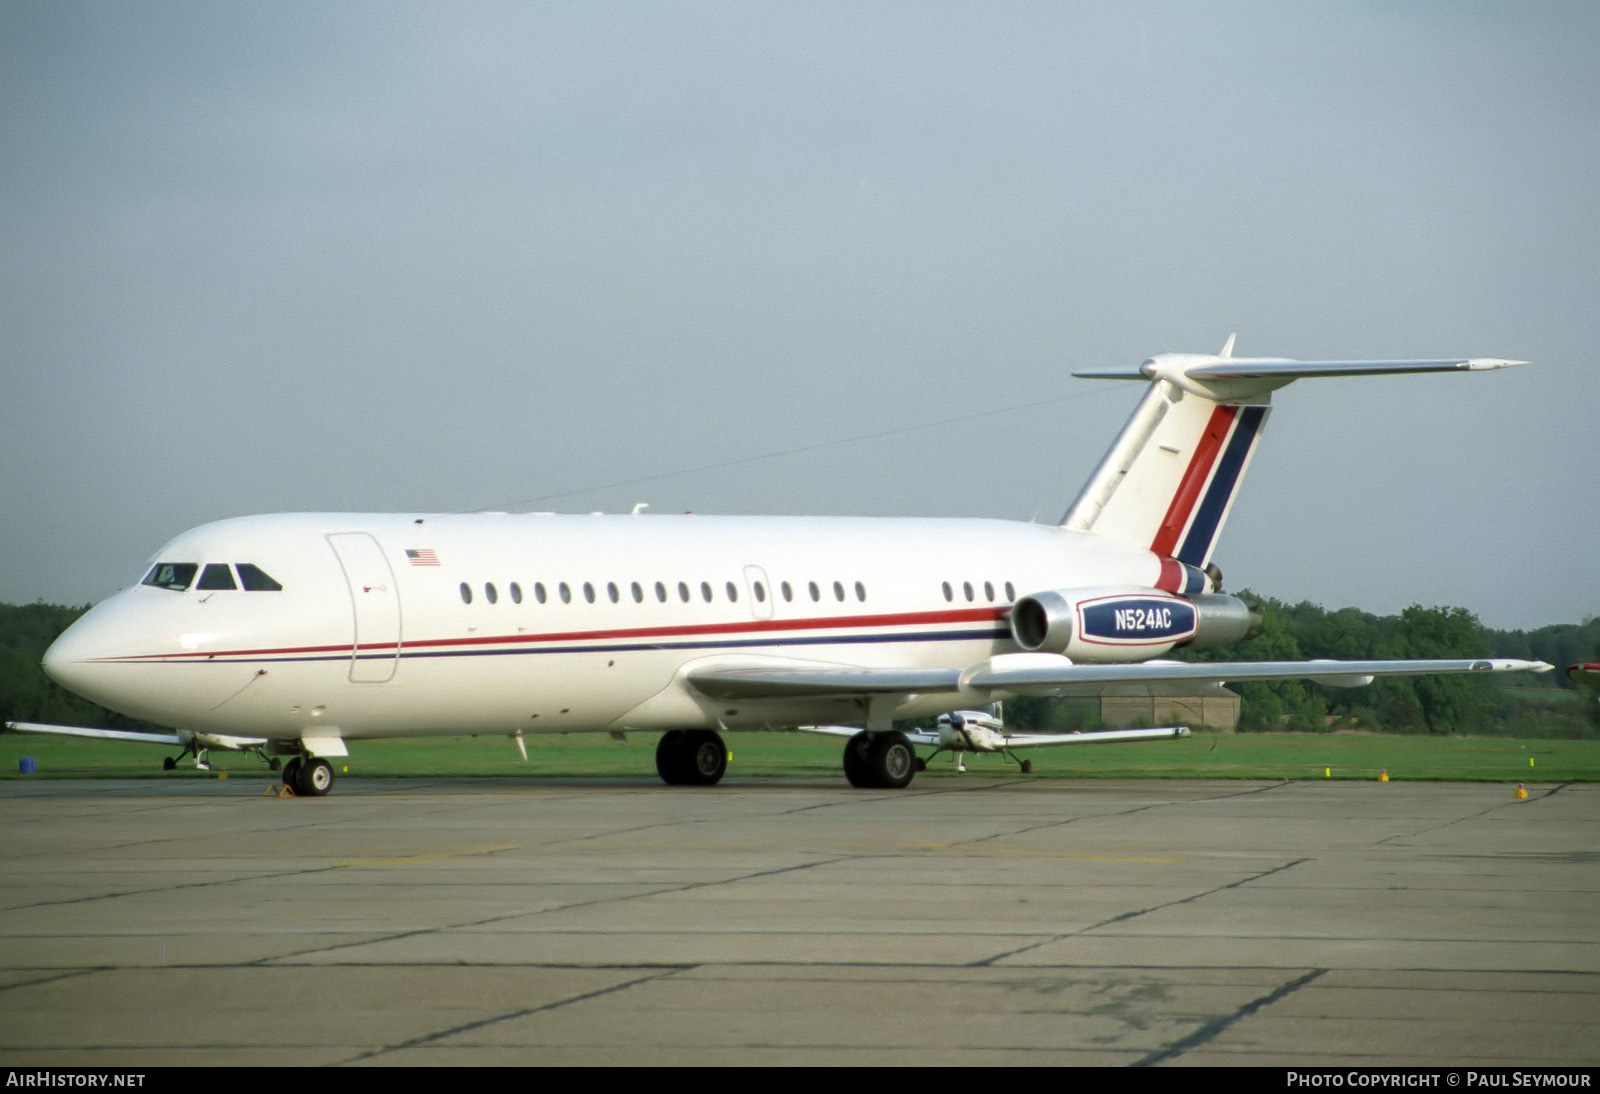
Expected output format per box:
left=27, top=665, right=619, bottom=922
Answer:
left=843, top=731, right=916, bottom=789
left=281, top=756, right=335, bottom=797
left=655, top=729, right=728, bottom=786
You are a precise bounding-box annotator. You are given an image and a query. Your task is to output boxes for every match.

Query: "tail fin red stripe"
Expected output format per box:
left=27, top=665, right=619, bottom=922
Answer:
left=1149, top=404, right=1237, bottom=557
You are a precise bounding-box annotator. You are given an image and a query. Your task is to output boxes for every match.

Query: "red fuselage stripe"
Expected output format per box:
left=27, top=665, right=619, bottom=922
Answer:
left=104, top=604, right=1011, bottom=662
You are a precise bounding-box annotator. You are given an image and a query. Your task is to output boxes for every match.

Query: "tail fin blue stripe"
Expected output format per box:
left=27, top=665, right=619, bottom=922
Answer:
left=1176, top=405, right=1267, bottom=565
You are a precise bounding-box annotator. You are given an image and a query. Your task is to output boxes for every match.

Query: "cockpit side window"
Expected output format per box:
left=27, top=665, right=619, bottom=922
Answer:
left=197, top=563, right=238, bottom=591
left=142, top=563, right=198, bottom=591
left=236, top=563, right=283, bottom=591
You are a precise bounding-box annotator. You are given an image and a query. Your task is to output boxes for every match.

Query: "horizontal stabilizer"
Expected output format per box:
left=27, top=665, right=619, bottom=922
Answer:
left=1073, top=358, right=1529, bottom=381
left=4, top=721, right=183, bottom=746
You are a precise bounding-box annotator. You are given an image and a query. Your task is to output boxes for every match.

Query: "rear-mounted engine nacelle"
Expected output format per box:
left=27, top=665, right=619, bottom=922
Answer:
left=1009, top=587, right=1257, bottom=660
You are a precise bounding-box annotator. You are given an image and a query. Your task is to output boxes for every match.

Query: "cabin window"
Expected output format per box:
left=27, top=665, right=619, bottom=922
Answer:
left=583, top=582, right=596, bottom=604
left=809, top=581, right=820, bottom=602
left=535, top=582, right=548, bottom=604
left=236, top=563, right=283, bottom=592
left=460, top=582, right=472, bottom=604
left=726, top=581, right=739, bottom=602
left=510, top=582, right=523, bottom=604
left=656, top=581, right=668, bottom=603
left=753, top=581, right=766, bottom=603
left=607, top=582, right=620, bottom=604
left=941, top=581, right=953, bottom=602
left=142, top=563, right=198, bottom=592
left=197, top=563, right=237, bottom=591
left=700, top=581, right=713, bottom=603
left=984, top=581, right=994, bottom=602
left=855, top=581, right=866, bottom=602
left=559, top=582, right=572, bottom=604
left=963, top=581, right=974, bottom=602
left=832, top=580, right=845, bottom=602
left=631, top=581, right=644, bottom=604
left=781, top=581, right=793, bottom=602
left=1005, top=581, right=1015, bottom=601
left=678, top=581, right=690, bottom=603
left=485, top=583, right=498, bottom=604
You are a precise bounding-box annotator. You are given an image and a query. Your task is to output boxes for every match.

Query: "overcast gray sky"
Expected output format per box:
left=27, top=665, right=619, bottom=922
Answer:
left=2, top=1, right=1595, bottom=631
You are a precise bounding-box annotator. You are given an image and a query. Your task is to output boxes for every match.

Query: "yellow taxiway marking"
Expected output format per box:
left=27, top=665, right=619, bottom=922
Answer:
left=333, top=845, right=517, bottom=867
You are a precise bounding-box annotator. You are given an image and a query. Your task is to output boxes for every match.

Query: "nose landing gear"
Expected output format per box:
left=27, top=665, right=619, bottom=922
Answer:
left=281, top=756, right=334, bottom=797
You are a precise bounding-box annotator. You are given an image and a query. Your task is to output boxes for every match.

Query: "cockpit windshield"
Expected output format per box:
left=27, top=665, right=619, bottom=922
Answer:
left=142, top=563, right=198, bottom=591
left=236, top=563, right=282, bottom=591
left=140, top=562, right=283, bottom=592
left=197, top=563, right=237, bottom=590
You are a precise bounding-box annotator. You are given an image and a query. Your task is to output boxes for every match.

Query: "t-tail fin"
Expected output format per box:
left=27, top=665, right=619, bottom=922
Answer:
left=1061, top=339, right=1527, bottom=571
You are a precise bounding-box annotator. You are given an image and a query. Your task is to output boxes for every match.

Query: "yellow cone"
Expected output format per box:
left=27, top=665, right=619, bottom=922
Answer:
left=1515, top=783, right=1528, bottom=800
left=1379, top=769, right=1388, bottom=782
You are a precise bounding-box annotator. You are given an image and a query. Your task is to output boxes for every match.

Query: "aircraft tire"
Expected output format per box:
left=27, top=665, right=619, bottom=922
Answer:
left=296, top=758, right=334, bottom=797
left=682, top=730, right=727, bottom=786
left=1020, top=759, right=1033, bottom=774
left=282, top=757, right=302, bottom=789
left=656, top=730, right=685, bottom=784
left=843, top=733, right=877, bottom=788
left=868, top=732, right=916, bottom=790
left=162, top=756, right=177, bottom=771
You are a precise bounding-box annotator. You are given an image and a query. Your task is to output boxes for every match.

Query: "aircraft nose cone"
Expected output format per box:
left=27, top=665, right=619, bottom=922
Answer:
left=40, top=592, right=260, bottom=727
left=42, top=612, right=116, bottom=700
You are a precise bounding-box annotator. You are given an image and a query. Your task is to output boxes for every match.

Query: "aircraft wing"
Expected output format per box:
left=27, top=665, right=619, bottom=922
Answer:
left=794, top=724, right=1187, bottom=747
left=999, top=726, right=1190, bottom=747
left=688, top=657, right=1551, bottom=703
left=795, top=724, right=944, bottom=745
left=3, top=722, right=271, bottom=752
left=965, top=657, right=1555, bottom=694
left=4, top=721, right=184, bottom=746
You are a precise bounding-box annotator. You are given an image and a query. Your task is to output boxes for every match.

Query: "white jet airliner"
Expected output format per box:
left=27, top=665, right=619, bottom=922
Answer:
left=7, top=341, right=1551, bottom=795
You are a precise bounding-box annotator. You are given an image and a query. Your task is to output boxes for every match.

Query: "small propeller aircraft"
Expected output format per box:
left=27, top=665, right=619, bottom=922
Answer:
left=801, top=707, right=1189, bottom=773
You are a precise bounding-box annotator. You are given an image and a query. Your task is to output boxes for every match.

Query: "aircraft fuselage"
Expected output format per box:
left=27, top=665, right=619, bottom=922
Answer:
left=45, top=512, right=1165, bottom=747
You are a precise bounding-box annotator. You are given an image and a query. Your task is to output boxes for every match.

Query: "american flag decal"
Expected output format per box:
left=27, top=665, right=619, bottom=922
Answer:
left=405, top=549, right=440, bottom=566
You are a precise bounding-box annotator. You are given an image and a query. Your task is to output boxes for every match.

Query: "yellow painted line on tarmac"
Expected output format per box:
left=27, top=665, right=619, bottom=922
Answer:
left=334, top=844, right=518, bottom=867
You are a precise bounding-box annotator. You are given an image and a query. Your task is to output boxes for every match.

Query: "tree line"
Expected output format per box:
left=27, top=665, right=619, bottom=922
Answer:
left=2, top=599, right=1597, bottom=739
left=1175, top=596, right=1598, bottom=737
